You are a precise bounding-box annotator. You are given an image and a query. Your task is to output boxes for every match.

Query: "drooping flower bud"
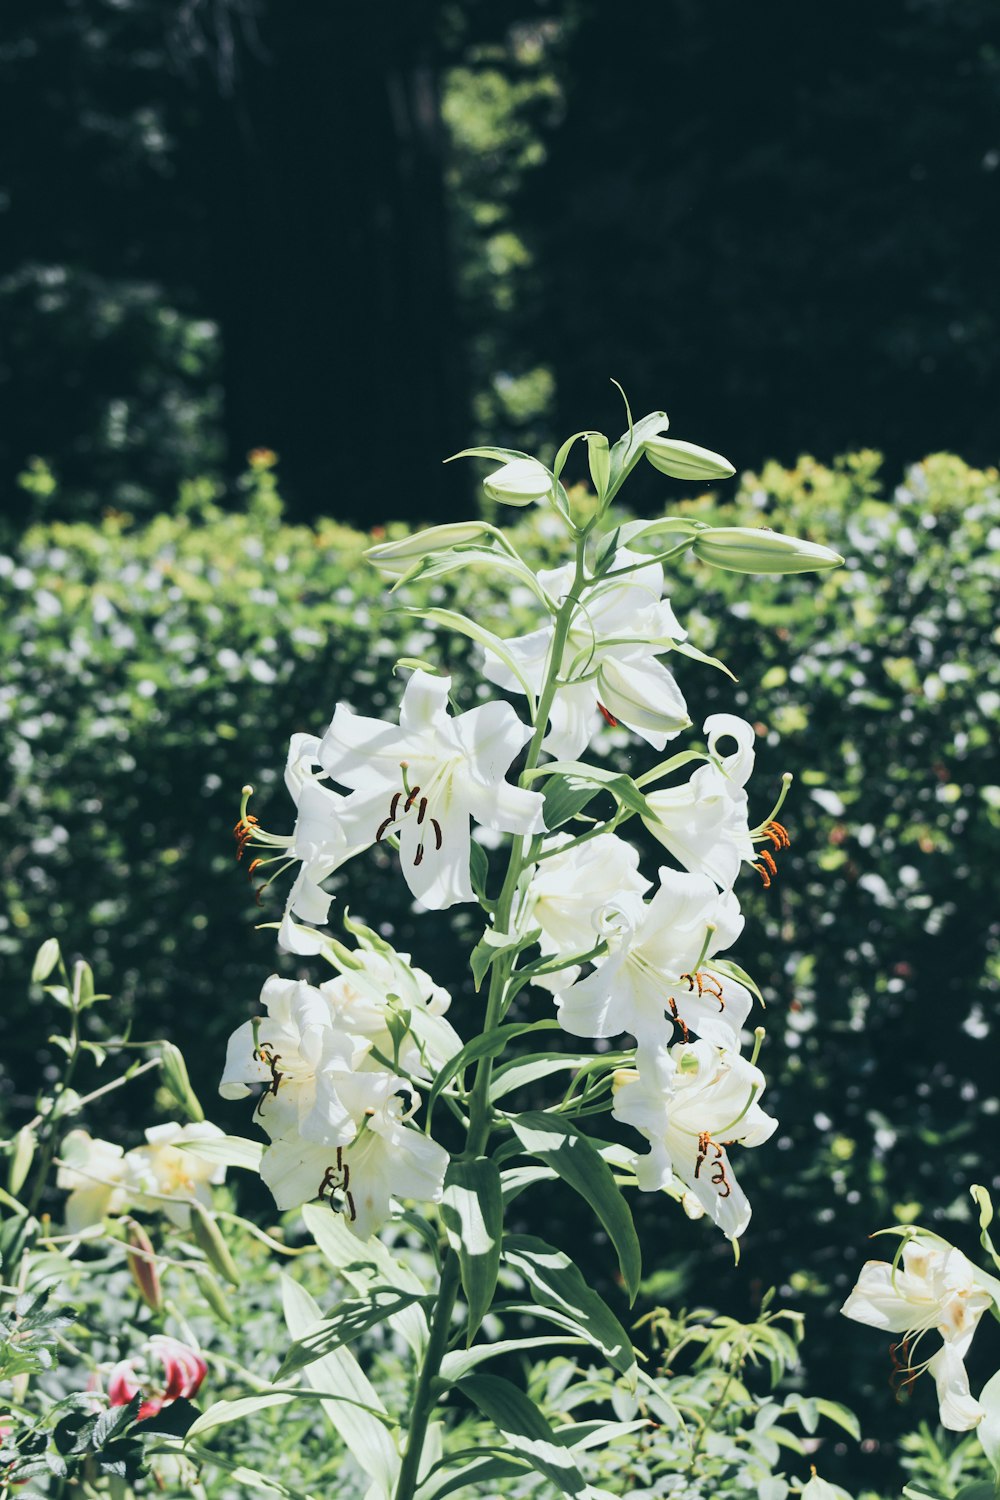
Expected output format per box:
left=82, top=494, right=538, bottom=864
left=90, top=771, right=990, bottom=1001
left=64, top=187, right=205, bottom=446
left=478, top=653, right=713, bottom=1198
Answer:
left=124, top=1219, right=162, bottom=1312
left=365, top=523, right=493, bottom=576
left=644, top=438, right=736, bottom=481
left=692, top=526, right=844, bottom=574
left=482, top=458, right=553, bottom=507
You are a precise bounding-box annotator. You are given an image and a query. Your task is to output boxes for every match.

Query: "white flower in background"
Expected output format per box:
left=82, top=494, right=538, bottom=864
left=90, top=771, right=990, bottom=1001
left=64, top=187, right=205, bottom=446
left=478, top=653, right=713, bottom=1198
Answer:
left=482, top=549, right=691, bottom=759
left=800, top=1473, right=854, bottom=1500
left=220, top=975, right=397, bottom=1147
left=57, top=1130, right=131, bottom=1232
left=613, top=1039, right=776, bottom=1240
left=259, top=1093, right=449, bottom=1240
left=525, top=833, right=652, bottom=992
left=556, top=867, right=748, bottom=1059
left=841, top=1234, right=999, bottom=1430
left=641, top=714, right=757, bottom=888
left=126, top=1122, right=227, bottom=1228
left=319, top=669, right=545, bottom=909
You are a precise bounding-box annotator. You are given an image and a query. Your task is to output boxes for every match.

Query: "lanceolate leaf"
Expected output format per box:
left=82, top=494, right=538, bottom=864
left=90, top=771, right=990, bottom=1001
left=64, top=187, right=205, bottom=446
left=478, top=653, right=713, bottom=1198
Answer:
left=509, top=1112, right=642, bottom=1302
left=457, top=1373, right=590, bottom=1497
left=276, top=1289, right=423, bottom=1379
left=281, top=1276, right=400, bottom=1499
left=541, top=774, right=602, bottom=831
left=504, top=1233, right=637, bottom=1385
left=404, top=607, right=539, bottom=705
left=441, top=1158, right=503, bottom=1344
left=418, top=1451, right=532, bottom=1500
left=178, top=1135, right=263, bottom=1172
left=301, top=1202, right=427, bottom=1355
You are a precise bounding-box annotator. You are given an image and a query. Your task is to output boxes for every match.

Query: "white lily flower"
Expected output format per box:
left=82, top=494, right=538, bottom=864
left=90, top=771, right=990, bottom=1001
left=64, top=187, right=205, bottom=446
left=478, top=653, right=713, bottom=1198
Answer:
left=57, top=1130, right=131, bottom=1231
left=641, top=715, right=757, bottom=888
left=556, top=867, right=749, bottom=1059
left=125, top=1122, right=227, bottom=1228
left=525, top=833, right=652, bottom=993
left=259, top=1092, right=449, bottom=1240
left=613, top=1039, right=776, bottom=1240
left=320, top=946, right=461, bottom=1080
left=841, top=1234, right=999, bottom=1430
left=801, top=1474, right=854, bottom=1500
left=318, top=670, right=545, bottom=910
left=482, top=549, right=691, bottom=759
left=220, top=975, right=408, bottom=1147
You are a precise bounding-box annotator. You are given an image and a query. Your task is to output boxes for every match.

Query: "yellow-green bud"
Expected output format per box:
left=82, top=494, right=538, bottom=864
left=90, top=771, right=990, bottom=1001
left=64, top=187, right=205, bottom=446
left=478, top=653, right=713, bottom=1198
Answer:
left=482, top=458, right=553, bottom=507
left=160, top=1041, right=204, bottom=1123
left=692, top=526, right=844, bottom=574
left=644, top=438, right=736, bottom=481
left=190, top=1201, right=241, bottom=1287
left=365, top=522, right=492, bottom=576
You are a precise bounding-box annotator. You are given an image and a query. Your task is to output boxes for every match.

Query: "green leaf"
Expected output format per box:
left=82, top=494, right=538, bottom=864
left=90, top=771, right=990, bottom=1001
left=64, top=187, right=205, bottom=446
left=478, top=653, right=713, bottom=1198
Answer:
left=418, top=1451, right=532, bottom=1500
left=490, top=1054, right=596, bottom=1103
left=812, top=1398, right=861, bottom=1441
left=556, top=1419, right=650, bottom=1451
left=426, top=1021, right=560, bottom=1127
left=469, top=840, right=490, bottom=904
left=441, top=1158, right=503, bottom=1343
left=586, top=433, right=610, bottom=499
left=504, top=1233, right=637, bottom=1384
left=616, top=516, right=703, bottom=549
left=500, top=1164, right=556, bottom=1201
left=31, top=938, right=61, bottom=984
left=405, top=607, right=539, bottom=703
left=440, top=1334, right=586, bottom=1384
left=301, top=1202, right=427, bottom=1355
left=668, top=638, right=738, bottom=682
left=509, top=1112, right=642, bottom=1303
left=185, top=1392, right=297, bottom=1439
left=457, top=1373, right=590, bottom=1497
left=178, top=1134, right=263, bottom=1172
left=276, top=1288, right=422, bottom=1378
left=445, top=445, right=534, bottom=465
left=541, top=774, right=601, bottom=831
left=281, top=1275, right=400, bottom=1498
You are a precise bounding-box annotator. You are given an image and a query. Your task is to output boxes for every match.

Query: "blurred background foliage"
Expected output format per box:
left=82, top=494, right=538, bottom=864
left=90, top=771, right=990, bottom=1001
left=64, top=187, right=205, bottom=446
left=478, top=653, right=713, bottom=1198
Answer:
left=2, top=0, right=999, bottom=522
left=1, top=1, right=999, bottom=1493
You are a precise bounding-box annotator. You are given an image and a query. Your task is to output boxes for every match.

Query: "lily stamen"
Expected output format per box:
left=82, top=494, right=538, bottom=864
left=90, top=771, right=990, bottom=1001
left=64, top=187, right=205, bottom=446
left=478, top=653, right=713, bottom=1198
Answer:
left=680, top=971, right=725, bottom=1010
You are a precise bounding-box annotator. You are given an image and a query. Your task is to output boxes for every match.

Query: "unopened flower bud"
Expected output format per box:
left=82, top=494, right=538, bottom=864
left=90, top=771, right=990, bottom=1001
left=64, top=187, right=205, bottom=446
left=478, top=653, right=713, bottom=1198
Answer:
left=365, top=522, right=492, bottom=576
left=159, top=1042, right=204, bottom=1123
left=644, top=438, right=736, bottom=482
left=190, top=1201, right=241, bottom=1287
left=125, top=1220, right=162, bottom=1312
left=482, top=458, right=553, bottom=507
left=692, top=526, right=844, bottom=574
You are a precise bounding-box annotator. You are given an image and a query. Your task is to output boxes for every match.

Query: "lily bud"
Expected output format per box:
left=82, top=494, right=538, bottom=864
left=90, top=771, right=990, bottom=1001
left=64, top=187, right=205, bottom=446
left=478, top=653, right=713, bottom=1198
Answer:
left=365, top=522, right=492, bottom=576
left=643, top=438, right=736, bottom=482
left=159, top=1042, right=204, bottom=1123
left=125, top=1220, right=162, bottom=1312
left=692, top=526, right=844, bottom=575
left=482, top=458, right=553, bottom=507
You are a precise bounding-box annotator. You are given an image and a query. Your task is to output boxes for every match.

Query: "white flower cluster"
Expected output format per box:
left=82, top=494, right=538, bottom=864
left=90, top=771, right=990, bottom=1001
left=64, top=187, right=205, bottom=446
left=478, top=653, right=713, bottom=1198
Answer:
left=230, top=541, right=785, bottom=1243
left=220, top=927, right=459, bottom=1239
left=57, top=1121, right=226, bottom=1231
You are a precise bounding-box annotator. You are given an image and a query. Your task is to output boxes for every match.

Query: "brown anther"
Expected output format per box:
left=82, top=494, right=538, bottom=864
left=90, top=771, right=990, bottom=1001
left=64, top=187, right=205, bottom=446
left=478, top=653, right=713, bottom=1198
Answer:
left=389, top=791, right=402, bottom=822
left=597, top=701, right=618, bottom=727
left=345, top=1190, right=357, bottom=1222
left=404, top=785, right=422, bottom=812
left=430, top=817, right=443, bottom=850
left=766, top=819, right=790, bottom=849
left=254, top=1047, right=283, bottom=1115
left=375, top=816, right=394, bottom=842
left=414, top=844, right=424, bottom=867
left=758, top=848, right=778, bottom=876
left=417, top=796, right=428, bottom=825
left=666, top=997, right=689, bottom=1043
left=247, top=858, right=263, bottom=876
left=753, top=860, right=773, bottom=889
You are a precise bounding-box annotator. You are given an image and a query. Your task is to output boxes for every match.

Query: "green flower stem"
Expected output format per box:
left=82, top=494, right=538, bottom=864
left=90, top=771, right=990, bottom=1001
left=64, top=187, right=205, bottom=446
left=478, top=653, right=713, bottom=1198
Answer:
left=393, top=531, right=591, bottom=1500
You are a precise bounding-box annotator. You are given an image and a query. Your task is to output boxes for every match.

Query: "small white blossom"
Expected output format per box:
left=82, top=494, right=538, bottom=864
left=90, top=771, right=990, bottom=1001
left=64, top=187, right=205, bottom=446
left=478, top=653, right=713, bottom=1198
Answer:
left=525, top=833, right=651, bottom=992
left=641, top=714, right=757, bottom=888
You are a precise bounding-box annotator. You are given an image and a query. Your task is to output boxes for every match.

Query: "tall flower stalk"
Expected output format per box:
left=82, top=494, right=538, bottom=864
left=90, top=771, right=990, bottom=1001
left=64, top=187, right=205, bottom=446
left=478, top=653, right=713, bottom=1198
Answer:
left=224, top=397, right=846, bottom=1500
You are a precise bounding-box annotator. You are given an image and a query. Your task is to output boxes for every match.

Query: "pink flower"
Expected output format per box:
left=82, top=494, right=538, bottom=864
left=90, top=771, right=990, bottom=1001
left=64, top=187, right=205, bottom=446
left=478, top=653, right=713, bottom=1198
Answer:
left=106, top=1335, right=207, bottom=1421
